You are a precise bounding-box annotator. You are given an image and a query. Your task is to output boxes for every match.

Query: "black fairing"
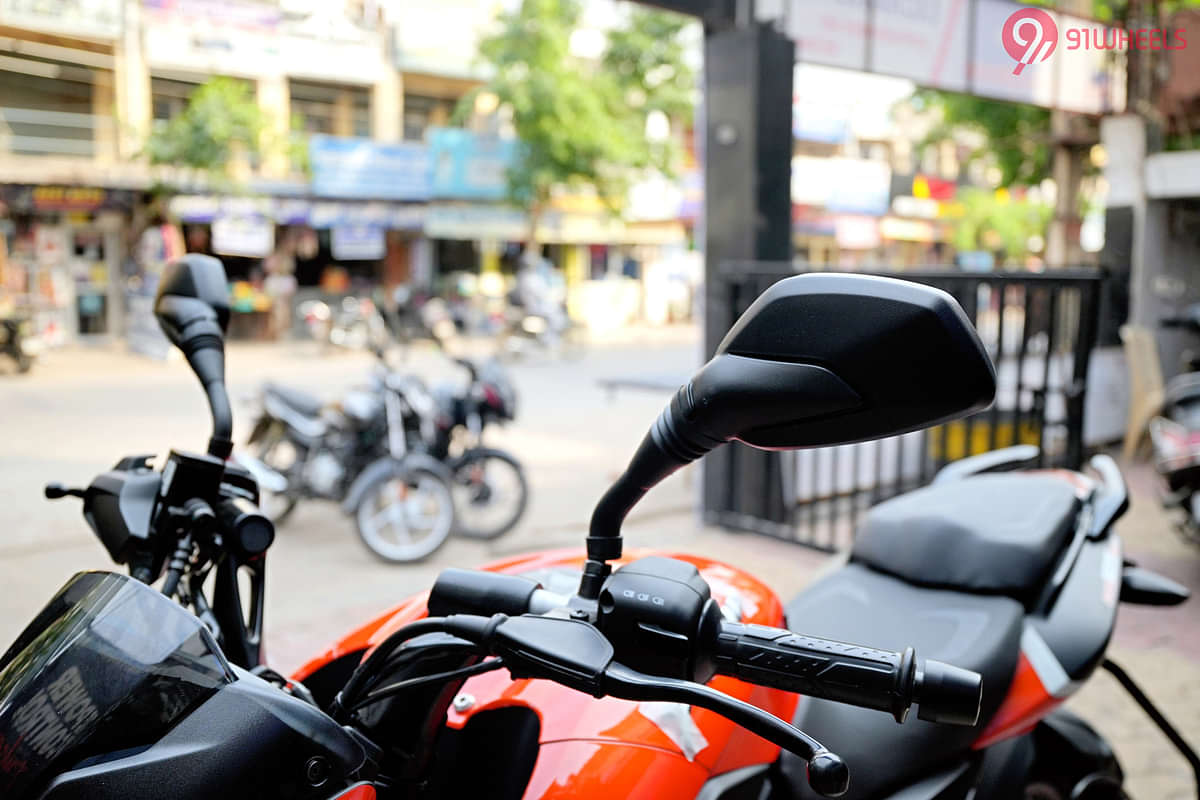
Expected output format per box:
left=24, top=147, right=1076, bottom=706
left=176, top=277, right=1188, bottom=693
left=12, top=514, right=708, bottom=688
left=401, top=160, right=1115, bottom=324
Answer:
left=1029, top=535, right=1123, bottom=681
left=0, top=572, right=364, bottom=800
left=0, top=573, right=233, bottom=797
left=426, top=707, right=540, bottom=800
left=39, top=676, right=365, bottom=800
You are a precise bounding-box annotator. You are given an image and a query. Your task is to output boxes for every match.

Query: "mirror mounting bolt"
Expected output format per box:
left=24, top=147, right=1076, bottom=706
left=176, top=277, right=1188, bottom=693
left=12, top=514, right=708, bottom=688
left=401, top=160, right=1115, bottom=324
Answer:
left=579, top=558, right=613, bottom=600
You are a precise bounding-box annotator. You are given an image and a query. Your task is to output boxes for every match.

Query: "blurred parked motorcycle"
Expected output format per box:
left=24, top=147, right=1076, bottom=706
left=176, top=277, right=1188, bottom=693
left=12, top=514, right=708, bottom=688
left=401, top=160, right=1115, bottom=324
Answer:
left=1149, top=304, right=1200, bottom=544
left=238, top=364, right=456, bottom=563
left=422, top=355, right=527, bottom=539
left=242, top=345, right=526, bottom=552
left=299, top=295, right=390, bottom=353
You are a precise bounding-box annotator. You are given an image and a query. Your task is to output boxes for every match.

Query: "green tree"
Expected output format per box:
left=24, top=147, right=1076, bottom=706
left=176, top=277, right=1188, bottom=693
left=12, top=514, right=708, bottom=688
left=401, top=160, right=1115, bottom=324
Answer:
left=603, top=6, right=696, bottom=172
left=952, top=187, right=1053, bottom=263
left=463, top=0, right=694, bottom=248
left=144, top=77, right=306, bottom=182
left=913, top=91, right=1052, bottom=187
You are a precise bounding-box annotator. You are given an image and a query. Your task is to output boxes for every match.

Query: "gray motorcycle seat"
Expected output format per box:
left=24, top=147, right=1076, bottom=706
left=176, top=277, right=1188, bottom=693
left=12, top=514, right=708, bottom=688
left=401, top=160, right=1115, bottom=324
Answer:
left=850, top=474, right=1081, bottom=606
left=779, top=563, right=1023, bottom=800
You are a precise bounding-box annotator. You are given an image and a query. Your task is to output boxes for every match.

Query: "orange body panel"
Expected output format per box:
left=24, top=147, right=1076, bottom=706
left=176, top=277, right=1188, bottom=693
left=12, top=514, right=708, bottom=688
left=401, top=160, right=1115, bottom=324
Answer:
left=292, top=548, right=798, bottom=797
left=972, top=652, right=1064, bottom=750
left=524, top=742, right=709, bottom=799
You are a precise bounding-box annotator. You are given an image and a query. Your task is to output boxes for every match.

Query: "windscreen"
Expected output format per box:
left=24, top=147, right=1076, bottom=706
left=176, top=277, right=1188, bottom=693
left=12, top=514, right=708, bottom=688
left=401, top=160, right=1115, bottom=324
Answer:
left=0, top=571, right=233, bottom=797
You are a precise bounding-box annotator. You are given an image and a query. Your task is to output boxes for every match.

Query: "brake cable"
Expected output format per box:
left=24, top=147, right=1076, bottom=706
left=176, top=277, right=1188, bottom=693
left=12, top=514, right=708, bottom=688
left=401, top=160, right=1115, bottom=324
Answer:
left=350, top=658, right=505, bottom=713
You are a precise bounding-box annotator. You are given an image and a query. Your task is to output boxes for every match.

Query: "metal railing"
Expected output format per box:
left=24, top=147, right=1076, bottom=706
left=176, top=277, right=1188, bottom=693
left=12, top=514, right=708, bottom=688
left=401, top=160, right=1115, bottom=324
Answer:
left=706, top=264, right=1106, bottom=552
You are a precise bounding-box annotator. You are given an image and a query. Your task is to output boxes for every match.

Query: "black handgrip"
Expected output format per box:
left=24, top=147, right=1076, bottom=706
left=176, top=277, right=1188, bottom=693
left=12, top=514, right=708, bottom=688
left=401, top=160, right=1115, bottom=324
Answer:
left=714, top=622, right=981, bottom=726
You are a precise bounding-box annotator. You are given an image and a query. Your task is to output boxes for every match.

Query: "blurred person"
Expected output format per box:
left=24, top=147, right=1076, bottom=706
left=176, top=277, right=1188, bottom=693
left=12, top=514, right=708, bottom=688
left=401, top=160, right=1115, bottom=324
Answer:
left=513, top=249, right=567, bottom=333
left=135, top=212, right=185, bottom=279
left=263, top=237, right=298, bottom=339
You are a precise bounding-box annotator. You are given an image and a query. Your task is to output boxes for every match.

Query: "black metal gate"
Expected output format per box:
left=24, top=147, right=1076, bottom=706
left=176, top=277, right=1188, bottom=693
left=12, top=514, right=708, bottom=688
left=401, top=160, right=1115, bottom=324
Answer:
left=705, top=264, right=1106, bottom=552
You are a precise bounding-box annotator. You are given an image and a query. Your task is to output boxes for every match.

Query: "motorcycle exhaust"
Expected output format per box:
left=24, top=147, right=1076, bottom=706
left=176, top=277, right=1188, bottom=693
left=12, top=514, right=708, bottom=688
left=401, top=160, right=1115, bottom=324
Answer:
left=232, top=451, right=290, bottom=493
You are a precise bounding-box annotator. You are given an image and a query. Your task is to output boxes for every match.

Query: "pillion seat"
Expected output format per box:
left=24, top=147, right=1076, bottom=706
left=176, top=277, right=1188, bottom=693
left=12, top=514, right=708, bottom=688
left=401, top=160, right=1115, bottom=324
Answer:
left=849, top=474, right=1082, bottom=606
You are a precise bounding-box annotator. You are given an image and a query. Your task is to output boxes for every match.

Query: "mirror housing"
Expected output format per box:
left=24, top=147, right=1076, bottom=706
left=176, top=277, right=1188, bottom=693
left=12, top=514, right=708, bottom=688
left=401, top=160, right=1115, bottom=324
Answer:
left=579, top=274, right=996, bottom=599
left=155, top=255, right=234, bottom=458
left=696, top=273, right=996, bottom=448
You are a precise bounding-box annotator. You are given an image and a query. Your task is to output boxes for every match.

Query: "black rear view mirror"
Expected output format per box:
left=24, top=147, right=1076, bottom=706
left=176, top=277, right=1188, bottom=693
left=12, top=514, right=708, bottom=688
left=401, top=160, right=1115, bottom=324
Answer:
left=154, top=254, right=234, bottom=458
left=699, top=273, right=996, bottom=448
left=578, top=273, right=996, bottom=598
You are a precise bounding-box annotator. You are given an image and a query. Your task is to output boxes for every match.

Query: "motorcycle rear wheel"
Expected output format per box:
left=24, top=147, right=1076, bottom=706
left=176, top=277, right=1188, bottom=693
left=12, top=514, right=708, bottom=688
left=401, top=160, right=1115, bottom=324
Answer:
left=450, top=448, right=529, bottom=540
left=354, top=462, right=455, bottom=563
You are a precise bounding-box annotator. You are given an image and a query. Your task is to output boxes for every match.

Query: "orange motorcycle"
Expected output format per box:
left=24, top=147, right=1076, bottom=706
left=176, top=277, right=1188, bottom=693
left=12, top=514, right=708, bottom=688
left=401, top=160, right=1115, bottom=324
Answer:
left=9, top=256, right=1193, bottom=800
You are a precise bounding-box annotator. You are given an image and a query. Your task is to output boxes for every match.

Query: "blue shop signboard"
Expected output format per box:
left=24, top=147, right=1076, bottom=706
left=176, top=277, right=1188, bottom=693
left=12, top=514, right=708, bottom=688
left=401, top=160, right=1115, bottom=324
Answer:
left=428, top=128, right=518, bottom=201
left=309, top=136, right=431, bottom=201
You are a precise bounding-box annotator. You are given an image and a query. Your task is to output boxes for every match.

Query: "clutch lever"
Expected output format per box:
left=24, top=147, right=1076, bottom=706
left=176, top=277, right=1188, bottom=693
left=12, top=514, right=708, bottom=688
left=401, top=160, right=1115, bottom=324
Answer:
left=602, top=662, right=848, bottom=798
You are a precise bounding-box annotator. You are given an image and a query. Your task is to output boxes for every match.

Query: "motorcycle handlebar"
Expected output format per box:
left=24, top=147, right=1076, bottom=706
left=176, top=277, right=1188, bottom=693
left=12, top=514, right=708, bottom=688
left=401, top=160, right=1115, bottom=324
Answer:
left=425, top=569, right=982, bottom=728
left=713, top=622, right=981, bottom=726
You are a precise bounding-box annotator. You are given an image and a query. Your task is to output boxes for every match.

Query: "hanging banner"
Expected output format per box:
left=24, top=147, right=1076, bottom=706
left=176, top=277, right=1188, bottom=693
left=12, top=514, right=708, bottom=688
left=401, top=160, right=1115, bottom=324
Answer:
left=212, top=216, right=274, bottom=258
left=309, top=136, right=431, bottom=201
left=331, top=225, right=386, bottom=260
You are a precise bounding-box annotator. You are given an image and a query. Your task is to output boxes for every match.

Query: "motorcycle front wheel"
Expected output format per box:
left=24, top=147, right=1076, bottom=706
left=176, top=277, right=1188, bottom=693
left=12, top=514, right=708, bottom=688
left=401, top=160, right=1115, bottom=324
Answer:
left=450, top=448, right=529, bottom=540
left=354, top=462, right=456, bottom=563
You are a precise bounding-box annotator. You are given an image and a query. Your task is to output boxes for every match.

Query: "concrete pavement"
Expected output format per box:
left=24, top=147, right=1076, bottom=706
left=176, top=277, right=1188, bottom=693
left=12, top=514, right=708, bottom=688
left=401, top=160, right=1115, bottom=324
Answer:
left=0, top=334, right=1197, bottom=798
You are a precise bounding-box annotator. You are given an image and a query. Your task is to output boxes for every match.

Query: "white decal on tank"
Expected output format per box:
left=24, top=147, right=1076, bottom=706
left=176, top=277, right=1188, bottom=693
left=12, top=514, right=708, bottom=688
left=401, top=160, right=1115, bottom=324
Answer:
left=638, top=702, right=709, bottom=761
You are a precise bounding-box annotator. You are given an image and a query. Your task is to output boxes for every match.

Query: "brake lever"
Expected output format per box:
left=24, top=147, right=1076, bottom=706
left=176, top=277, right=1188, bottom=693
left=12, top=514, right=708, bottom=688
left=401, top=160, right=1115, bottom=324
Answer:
left=454, top=614, right=850, bottom=799
left=44, top=483, right=86, bottom=500
left=602, top=662, right=848, bottom=798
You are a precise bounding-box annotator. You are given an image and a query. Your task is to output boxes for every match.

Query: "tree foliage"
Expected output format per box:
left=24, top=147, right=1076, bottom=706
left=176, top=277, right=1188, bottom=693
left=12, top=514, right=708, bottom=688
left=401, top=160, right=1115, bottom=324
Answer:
left=145, top=78, right=267, bottom=176
left=952, top=188, right=1053, bottom=262
left=464, top=0, right=694, bottom=227
left=914, top=90, right=1052, bottom=187
left=144, top=77, right=307, bottom=180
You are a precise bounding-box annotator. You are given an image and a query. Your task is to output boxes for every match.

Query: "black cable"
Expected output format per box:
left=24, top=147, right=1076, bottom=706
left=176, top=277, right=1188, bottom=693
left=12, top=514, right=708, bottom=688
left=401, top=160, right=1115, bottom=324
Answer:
left=367, top=641, right=478, bottom=689
left=332, top=617, right=453, bottom=720
left=332, top=614, right=501, bottom=722
left=350, top=658, right=505, bottom=713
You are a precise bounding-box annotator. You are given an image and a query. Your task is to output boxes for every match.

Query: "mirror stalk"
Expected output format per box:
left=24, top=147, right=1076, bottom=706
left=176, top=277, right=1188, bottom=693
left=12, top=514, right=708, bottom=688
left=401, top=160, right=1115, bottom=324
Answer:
left=581, top=395, right=712, bottom=599
left=188, top=347, right=234, bottom=459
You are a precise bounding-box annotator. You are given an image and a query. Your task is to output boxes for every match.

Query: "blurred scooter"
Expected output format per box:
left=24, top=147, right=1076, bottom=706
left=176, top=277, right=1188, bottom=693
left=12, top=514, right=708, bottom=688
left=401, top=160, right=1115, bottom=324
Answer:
left=1148, top=305, right=1200, bottom=543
